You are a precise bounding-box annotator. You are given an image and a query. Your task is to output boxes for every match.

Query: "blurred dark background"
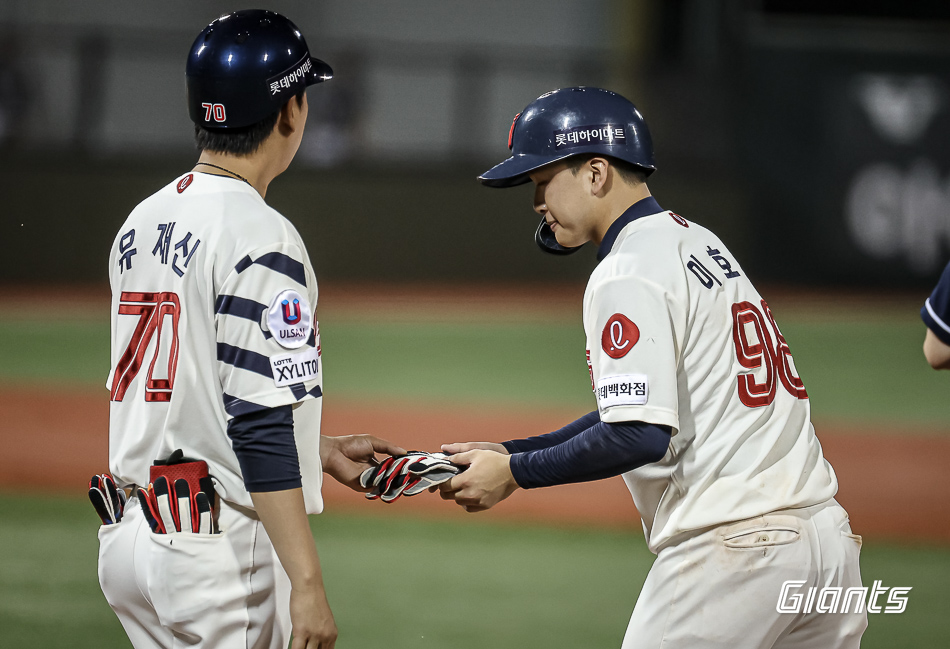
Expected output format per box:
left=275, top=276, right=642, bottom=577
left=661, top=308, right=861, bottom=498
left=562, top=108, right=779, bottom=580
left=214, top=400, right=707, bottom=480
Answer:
left=1, top=0, right=949, bottom=287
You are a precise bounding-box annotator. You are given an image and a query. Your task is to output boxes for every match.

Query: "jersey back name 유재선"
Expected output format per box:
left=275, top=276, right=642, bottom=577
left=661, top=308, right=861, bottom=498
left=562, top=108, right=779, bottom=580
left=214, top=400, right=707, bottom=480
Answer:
left=106, top=172, right=324, bottom=513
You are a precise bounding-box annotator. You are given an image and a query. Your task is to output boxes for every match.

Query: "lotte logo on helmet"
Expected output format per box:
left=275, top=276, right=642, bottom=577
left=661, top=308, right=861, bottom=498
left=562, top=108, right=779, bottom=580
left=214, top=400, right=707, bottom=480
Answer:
left=602, top=314, right=639, bottom=359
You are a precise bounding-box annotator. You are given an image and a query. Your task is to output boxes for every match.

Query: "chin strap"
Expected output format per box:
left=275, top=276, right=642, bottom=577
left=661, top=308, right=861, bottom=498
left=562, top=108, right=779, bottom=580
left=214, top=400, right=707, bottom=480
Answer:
left=535, top=219, right=584, bottom=255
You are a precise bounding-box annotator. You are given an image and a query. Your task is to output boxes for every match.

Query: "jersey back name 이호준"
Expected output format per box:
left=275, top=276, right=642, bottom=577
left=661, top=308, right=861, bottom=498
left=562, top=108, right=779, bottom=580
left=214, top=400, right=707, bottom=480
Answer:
left=585, top=199, right=837, bottom=553
left=106, top=173, right=324, bottom=513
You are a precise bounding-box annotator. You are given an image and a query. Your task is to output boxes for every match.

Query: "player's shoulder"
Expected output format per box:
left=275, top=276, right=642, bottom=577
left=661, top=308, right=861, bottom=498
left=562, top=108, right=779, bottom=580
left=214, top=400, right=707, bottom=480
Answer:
left=148, top=171, right=303, bottom=245
left=623, top=208, right=715, bottom=249
left=597, top=209, right=712, bottom=277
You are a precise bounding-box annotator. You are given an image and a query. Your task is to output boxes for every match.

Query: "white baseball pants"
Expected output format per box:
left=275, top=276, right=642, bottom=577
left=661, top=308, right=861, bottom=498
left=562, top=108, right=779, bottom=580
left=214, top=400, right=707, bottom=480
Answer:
left=98, top=496, right=292, bottom=648
left=623, top=499, right=867, bottom=648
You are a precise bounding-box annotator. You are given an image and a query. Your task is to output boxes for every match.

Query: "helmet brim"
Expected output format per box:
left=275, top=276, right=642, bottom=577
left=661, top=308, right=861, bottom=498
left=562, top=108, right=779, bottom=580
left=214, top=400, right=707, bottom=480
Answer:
left=478, top=152, right=578, bottom=188
left=307, top=57, right=334, bottom=84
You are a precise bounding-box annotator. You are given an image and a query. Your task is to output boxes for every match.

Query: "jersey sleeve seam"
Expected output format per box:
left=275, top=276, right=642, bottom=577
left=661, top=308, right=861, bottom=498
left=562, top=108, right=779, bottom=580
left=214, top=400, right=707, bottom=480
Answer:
left=600, top=405, right=679, bottom=432
left=587, top=272, right=687, bottom=315
left=216, top=241, right=306, bottom=302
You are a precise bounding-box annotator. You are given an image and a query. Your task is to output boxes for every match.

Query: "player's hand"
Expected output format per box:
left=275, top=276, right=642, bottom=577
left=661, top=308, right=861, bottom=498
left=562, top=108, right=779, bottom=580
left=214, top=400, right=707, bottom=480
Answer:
left=438, top=449, right=519, bottom=512
left=321, top=435, right=407, bottom=491
left=289, top=584, right=337, bottom=649
left=441, top=441, right=509, bottom=455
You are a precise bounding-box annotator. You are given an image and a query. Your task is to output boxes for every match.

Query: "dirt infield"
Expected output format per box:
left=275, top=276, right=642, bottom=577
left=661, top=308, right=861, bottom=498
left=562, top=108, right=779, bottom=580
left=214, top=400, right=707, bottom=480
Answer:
left=2, top=385, right=948, bottom=542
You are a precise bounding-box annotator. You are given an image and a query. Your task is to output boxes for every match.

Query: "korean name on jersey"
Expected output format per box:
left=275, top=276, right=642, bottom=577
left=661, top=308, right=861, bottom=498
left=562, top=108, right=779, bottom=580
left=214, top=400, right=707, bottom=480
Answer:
left=585, top=208, right=837, bottom=553
left=105, top=173, right=325, bottom=514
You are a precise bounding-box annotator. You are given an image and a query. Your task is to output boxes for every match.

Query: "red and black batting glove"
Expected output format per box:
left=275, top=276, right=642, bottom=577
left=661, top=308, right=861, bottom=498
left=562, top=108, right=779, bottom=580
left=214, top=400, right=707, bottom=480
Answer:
left=136, top=483, right=165, bottom=534
left=359, top=452, right=463, bottom=503
left=373, top=455, right=419, bottom=503
left=137, top=476, right=215, bottom=534
left=88, top=473, right=127, bottom=525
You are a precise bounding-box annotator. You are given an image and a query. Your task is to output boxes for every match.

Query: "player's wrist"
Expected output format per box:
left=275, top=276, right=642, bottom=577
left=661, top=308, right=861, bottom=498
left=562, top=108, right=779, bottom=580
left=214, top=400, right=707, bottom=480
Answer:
left=289, top=568, right=326, bottom=591
left=503, top=455, right=520, bottom=491
left=500, top=439, right=518, bottom=455
left=319, top=434, right=340, bottom=467
left=320, top=438, right=352, bottom=480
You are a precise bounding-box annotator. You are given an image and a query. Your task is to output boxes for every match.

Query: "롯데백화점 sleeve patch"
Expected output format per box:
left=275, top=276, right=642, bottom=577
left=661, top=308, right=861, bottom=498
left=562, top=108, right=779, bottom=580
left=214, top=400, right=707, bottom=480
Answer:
left=595, top=374, right=649, bottom=409
left=266, top=289, right=312, bottom=349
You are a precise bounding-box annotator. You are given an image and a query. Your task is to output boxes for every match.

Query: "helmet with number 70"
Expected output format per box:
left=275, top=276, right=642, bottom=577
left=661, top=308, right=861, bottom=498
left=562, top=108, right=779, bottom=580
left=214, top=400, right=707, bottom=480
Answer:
left=185, top=9, right=333, bottom=129
left=479, top=87, right=656, bottom=255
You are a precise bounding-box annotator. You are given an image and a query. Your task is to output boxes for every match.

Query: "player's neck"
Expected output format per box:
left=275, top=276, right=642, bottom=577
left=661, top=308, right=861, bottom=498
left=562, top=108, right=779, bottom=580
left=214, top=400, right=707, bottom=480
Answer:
left=591, top=182, right=653, bottom=244
left=193, top=149, right=286, bottom=199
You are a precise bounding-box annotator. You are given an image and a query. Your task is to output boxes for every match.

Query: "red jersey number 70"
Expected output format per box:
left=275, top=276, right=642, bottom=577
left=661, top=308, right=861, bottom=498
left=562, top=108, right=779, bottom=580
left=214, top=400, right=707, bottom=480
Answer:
left=110, top=292, right=181, bottom=403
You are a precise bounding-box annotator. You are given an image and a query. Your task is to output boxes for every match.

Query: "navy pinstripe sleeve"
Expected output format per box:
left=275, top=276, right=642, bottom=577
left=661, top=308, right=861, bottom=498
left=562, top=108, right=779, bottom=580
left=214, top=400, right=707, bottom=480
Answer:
left=922, top=260, right=950, bottom=345
left=508, top=420, right=671, bottom=489
left=215, top=242, right=321, bottom=416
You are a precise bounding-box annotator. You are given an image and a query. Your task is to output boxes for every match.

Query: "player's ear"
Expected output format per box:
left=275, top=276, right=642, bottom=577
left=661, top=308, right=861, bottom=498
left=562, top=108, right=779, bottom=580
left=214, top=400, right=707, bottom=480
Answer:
left=276, top=94, right=304, bottom=137
left=588, top=157, right=610, bottom=195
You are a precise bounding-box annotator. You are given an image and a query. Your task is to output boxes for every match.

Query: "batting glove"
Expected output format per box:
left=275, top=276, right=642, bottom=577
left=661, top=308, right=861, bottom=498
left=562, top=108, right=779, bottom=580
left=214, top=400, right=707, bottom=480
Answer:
left=137, top=476, right=216, bottom=534
left=359, top=451, right=463, bottom=503
left=88, top=473, right=127, bottom=525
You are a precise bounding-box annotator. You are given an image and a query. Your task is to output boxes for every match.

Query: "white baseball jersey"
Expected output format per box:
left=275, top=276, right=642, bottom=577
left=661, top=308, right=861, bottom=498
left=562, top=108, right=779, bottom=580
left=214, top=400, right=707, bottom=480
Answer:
left=106, top=172, right=324, bottom=514
left=585, top=198, right=837, bottom=553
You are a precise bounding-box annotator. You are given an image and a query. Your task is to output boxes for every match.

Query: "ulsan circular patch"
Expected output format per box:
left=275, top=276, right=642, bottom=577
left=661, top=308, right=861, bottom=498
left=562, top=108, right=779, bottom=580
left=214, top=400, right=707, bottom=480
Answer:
left=602, top=313, right=640, bottom=359
left=267, top=289, right=312, bottom=349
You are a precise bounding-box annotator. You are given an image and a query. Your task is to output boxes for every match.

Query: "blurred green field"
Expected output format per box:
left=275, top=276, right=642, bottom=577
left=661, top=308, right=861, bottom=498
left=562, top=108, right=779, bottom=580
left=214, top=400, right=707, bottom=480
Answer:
left=2, top=302, right=950, bottom=426
left=1, top=493, right=948, bottom=648
left=2, top=297, right=949, bottom=647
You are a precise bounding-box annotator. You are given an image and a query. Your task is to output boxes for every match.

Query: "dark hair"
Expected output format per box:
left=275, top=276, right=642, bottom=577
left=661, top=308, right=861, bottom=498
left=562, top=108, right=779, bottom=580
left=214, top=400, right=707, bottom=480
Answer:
left=194, top=91, right=305, bottom=155
left=566, top=154, right=648, bottom=185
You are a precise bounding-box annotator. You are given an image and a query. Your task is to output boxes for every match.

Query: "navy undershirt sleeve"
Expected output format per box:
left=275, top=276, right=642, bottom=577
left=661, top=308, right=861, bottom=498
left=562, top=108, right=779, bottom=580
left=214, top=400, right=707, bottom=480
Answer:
left=502, top=411, right=601, bottom=454
left=226, top=404, right=302, bottom=492
left=508, top=420, right=672, bottom=489
left=922, top=260, right=950, bottom=345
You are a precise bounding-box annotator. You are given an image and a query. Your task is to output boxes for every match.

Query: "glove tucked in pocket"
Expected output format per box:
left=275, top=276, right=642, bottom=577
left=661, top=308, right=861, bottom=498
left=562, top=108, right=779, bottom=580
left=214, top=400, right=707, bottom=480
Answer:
left=88, top=473, right=126, bottom=525
left=138, top=449, right=219, bottom=534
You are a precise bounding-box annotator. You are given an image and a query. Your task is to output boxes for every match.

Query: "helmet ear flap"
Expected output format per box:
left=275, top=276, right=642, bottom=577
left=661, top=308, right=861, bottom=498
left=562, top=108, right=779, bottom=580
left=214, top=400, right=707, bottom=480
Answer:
left=535, top=219, right=583, bottom=255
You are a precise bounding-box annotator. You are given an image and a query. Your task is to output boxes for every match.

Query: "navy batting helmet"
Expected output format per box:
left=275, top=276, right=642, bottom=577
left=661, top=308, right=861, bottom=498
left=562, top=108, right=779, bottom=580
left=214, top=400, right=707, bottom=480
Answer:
left=479, top=87, right=655, bottom=255
left=186, top=10, right=333, bottom=129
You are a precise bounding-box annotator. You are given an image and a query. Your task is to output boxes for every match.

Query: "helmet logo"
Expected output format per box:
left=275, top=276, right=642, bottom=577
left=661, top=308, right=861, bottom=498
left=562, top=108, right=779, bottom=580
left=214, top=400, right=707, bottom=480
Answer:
left=177, top=174, right=194, bottom=194
left=201, top=102, right=227, bottom=123
left=554, top=124, right=625, bottom=149
left=508, top=112, right=522, bottom=150
left=268, top=55, right=314, bottom=97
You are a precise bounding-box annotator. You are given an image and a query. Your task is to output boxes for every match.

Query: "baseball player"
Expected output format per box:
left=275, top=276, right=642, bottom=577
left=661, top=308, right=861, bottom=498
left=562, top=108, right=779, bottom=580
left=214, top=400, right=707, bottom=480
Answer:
left=97, top=11, right=404, bottom=648
left=439, top=87, right=867, bottom=648
left=922, top=260, right=950, bottom=369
